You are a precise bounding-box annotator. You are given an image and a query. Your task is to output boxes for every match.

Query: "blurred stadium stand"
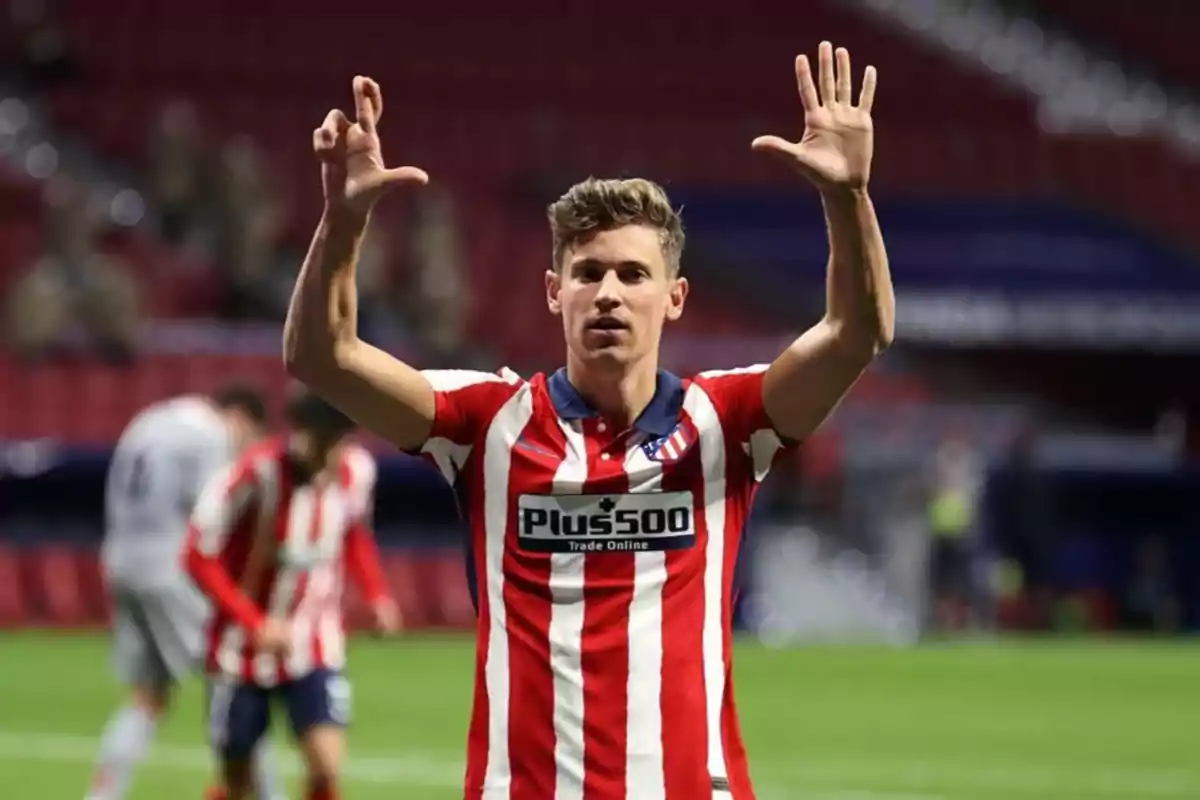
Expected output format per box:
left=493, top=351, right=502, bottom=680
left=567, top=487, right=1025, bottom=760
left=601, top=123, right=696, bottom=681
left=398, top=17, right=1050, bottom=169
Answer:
left=0, top=0, right=1197, bottom=637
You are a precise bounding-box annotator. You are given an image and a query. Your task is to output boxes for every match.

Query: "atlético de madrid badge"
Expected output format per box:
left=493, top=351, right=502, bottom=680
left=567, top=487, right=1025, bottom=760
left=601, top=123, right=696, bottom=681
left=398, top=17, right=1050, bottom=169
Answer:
left=641, top=423, right=696, bottom=463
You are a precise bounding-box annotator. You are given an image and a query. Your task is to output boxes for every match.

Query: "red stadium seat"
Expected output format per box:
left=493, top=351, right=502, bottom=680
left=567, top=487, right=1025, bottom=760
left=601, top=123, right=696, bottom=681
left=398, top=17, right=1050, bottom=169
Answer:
left=1034, top=0, right=1200, bottom=89
left=31, top=545, right=89, bottom=627
left=0, top=545, right=30, bottom=627
left=0, top=354, right=293, bottom=443
left=38, top=0, right=1200, bottom=265
left=77, top=550, right=111, bottom=626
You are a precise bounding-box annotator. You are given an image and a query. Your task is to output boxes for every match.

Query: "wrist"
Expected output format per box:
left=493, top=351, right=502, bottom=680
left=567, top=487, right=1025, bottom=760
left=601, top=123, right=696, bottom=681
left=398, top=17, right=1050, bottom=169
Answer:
left=321, top=204, right=370, bottom=239
left=246, top=613, right=265, bottom=634
left=820, top=185, right=870, bottom=208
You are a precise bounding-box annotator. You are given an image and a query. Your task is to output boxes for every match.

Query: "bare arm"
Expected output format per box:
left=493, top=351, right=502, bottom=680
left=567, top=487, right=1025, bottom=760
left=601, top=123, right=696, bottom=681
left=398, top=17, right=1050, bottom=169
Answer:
left=752, top=43, right=894, bottom=442
left=284, top=212, right=435, bottom=450
left=282, top=76, right=435, bottom=452
left=763, top=188, right=894, bottom=440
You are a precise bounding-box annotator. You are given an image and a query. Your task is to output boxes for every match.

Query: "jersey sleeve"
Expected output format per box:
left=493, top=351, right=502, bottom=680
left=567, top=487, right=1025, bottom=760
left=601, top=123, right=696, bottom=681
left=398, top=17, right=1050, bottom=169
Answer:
left=415, top=368, right=524, bottom=484
left=342, top=444, right=378, bottom=524
left=693, top=365, right=798, bottom=484
left=345, top=522, right=388, bottom=604
left=183, top=456, right=265, bottom=631
left=187, top=459, right=257, bottom=557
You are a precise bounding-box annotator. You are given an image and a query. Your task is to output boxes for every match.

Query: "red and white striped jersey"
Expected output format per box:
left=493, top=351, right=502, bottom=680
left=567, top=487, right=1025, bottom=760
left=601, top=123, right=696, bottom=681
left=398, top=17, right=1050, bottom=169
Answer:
left=185, top=437, right=383, bottom=686
left=416, top=366, right=794, bottom=800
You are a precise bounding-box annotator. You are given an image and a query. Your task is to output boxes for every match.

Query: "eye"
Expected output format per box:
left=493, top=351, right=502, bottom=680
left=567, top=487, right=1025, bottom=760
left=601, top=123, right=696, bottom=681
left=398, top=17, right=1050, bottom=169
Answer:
left=576, top=264, right=604, bottom=283
left=619, top=266, right=648, bottom=284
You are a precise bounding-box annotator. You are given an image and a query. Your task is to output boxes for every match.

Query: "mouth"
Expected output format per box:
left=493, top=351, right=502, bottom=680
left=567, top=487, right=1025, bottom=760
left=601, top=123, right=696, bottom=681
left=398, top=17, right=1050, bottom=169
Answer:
left=587, top=317, right=630, bottom=332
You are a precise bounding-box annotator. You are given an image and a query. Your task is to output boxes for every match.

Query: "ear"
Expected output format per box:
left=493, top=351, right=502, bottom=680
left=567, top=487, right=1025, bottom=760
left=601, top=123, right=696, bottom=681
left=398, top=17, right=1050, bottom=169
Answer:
left=664, top=276, right=688, bottom=322
left=545, top=269, right=563, bottom=315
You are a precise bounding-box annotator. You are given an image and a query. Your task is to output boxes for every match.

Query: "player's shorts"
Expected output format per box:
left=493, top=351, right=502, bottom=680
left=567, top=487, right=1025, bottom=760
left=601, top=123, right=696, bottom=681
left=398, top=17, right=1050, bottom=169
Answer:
left=206, top=668, right=352, bottom=760
left=109, top=577, right=210, bottom=686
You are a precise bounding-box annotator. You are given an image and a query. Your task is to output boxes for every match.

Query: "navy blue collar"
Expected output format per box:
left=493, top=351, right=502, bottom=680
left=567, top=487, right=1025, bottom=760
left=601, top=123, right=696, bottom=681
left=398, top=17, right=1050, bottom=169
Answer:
left=548, top=368, right=683, bottom=437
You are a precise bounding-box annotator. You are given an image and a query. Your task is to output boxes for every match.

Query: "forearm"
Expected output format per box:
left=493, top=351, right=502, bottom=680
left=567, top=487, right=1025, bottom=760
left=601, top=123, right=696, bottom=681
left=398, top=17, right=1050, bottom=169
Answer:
left=345, top=523, right=389, bottom=604
left=283, top=211, right=367, bottom=375
left=821, top=188, right=894, bottom=354
left=184, top=538, right=264, bottom=632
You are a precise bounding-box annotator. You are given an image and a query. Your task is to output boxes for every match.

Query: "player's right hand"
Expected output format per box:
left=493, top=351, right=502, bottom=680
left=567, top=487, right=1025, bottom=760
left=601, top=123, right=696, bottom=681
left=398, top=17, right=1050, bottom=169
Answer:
left=313, top=75, right=429, bottom=223
left=370, top=597, right=401, bottom=636
left=254, top=616, right=293, bottom=657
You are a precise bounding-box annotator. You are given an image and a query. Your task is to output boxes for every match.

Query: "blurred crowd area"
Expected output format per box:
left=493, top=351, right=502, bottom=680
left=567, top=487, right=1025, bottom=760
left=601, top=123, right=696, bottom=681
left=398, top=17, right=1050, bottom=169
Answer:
left=0, top=6, right=477, bottom=370
left=0, top=0, right=1198, bottom=637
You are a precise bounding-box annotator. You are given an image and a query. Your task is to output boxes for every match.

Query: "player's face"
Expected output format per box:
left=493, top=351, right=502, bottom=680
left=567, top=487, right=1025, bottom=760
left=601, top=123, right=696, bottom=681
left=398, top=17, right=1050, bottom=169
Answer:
left=224, top=412, right=263, bottom=454
left=297, top=428, right=351, bottom=470
left=546, top=225, right=687, bottom=369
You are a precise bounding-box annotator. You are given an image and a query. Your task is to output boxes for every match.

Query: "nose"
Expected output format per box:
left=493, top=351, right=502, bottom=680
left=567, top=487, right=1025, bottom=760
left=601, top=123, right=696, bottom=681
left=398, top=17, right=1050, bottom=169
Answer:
left=594, top=269, right=624, bottom=311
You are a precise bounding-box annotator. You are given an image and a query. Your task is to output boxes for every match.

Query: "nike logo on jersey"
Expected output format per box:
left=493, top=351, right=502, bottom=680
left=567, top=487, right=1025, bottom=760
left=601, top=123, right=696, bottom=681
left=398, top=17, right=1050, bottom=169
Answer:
left=513, top=437, right=557, bottom=459
left=517, top=491, right=696, bottom=553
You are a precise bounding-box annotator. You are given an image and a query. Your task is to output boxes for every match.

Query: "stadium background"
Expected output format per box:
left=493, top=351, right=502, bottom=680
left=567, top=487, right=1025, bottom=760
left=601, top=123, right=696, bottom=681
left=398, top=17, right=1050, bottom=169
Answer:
left=0, top=1, right=1197, bottom=797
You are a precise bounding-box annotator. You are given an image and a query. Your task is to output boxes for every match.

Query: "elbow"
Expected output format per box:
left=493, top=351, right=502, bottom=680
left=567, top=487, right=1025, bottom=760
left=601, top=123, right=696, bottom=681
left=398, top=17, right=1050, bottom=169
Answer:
left=282, top=325, right=316, bottom=380
left=282, top=331, right=344, bottom=385
left=282, top=342, right=310, bottom=380
left=873, top=318, right=896, bottom=353
left=859, top=295, right=896, bottom=355
left=829, top=315, right=894, bottom=362
left=860, top=324, right=894, bottom=359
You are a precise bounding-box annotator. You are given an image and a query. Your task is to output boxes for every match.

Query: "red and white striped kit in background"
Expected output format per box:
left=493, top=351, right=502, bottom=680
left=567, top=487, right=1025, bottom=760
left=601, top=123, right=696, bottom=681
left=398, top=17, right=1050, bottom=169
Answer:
left=416, top=366, right=794, bottom=800
left=185, top=438, right=383, bottom=687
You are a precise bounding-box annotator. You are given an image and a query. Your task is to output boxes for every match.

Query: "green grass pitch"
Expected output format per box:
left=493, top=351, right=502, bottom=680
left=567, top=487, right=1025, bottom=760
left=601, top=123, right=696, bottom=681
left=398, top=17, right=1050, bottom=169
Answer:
left=0, top=632, right=1195, bottom=799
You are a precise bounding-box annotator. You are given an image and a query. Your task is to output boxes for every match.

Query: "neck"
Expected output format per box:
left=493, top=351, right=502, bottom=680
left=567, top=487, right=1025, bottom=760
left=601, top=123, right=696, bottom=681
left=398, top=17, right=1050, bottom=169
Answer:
left=565, top=352, right=658, bottom=429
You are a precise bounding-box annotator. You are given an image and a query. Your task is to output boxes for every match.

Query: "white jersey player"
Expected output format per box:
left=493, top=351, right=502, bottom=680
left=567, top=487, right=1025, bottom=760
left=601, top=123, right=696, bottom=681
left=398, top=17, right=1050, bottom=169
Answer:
left=86, top=386, right=280, bottom=800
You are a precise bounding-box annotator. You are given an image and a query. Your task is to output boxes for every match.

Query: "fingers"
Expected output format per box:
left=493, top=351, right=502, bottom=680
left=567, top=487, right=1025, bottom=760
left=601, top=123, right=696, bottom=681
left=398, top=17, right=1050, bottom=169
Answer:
left=383, top=165, right=430, bottom=185
left=312, top=108, right=350, bottom=153
left=835, top=47, right=852, bottom=105
left=751, top=135, right=822, bottom=183
left=794, top=55, right=820, bottom=112
left=353, top=75, right=377, bottom=134
left=858, top=64, right=878, bottom=113
left=750, top=135, right=799, bottom=157
left=353, top=165, right=431, bottom=198
left=817, top=41, right=835, bottom=107
left=363, top=77, right=383, bottom=124
left=805, top=43, right=872, bottom=110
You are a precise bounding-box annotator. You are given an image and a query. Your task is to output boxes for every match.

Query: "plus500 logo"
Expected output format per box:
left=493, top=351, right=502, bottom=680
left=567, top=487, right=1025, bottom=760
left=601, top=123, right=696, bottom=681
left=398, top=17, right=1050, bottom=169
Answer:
left=516, top=492, right=696, bottom=553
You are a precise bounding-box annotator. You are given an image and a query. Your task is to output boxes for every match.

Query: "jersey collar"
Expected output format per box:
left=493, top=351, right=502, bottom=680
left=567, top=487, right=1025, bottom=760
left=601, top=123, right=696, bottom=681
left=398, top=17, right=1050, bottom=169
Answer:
left=548, top=367, right=684, bottom=437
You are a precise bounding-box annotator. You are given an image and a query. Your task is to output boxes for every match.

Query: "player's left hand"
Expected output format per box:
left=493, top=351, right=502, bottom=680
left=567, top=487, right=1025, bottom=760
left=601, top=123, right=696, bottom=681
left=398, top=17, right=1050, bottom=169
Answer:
left=371, top=597, right=401, bottom=635
left=752, top=41, right=877, bottom=193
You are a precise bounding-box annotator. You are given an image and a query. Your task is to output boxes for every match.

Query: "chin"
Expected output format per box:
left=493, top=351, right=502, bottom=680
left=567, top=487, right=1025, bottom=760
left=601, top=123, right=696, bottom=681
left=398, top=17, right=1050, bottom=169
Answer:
left=585, top=346, right=629, bottom=365
left=573, top=339, right=631, bottom=368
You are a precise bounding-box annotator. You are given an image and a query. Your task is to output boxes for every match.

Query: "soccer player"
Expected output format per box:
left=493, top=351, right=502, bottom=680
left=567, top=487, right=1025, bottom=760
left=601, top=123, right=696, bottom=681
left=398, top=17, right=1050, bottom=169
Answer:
left=184, top=387, right=398, bottom=800
left=286, top=41, right=892, bottom=799
left=87, top=386, right=283, bottom=800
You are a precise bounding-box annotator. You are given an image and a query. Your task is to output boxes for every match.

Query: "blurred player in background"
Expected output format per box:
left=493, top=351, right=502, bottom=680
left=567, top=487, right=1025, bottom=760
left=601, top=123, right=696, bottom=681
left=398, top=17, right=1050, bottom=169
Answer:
left=185, top=386, right=398, bottom=800
left=87, top=386, right=282, bottom=800
left=286, top=41, right=891, bottom=798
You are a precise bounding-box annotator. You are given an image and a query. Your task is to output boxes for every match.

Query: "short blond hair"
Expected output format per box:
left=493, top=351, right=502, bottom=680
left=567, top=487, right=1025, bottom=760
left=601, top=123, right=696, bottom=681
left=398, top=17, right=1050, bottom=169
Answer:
left=547, top=177, right=685, bottom=274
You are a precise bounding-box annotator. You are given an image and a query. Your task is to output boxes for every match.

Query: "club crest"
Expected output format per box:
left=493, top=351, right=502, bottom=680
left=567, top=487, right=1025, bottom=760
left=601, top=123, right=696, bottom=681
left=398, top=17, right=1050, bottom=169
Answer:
left=641, top=423, right=696, bottom=463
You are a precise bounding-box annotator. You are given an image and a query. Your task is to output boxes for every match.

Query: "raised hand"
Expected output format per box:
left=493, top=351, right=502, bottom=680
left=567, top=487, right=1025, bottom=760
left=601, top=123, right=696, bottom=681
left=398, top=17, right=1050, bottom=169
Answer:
left=313, top=75, right=429, bottom=223
left=752, top=42, right=877, bottom=192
